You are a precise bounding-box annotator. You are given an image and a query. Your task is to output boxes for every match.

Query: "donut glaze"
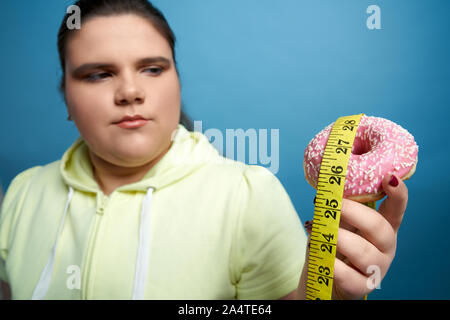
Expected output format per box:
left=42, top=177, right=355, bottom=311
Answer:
left=303, top=116, right=418, bottom=202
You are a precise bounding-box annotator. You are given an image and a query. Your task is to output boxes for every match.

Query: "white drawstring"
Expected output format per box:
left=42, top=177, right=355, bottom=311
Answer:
left=31, top=186, right=154, bottom=300
left=31, top=186, right=73, bottom=300
left=132, top=187, right=154, bottom=300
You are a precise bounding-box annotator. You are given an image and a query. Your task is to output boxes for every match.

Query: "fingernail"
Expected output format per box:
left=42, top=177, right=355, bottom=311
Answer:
left=389, top=175, right=399, bottom=187
left=313, top=196, right=316, bottom=204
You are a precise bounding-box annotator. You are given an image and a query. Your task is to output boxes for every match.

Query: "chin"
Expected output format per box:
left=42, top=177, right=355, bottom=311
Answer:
left=112, top=148, right=160, bottom=167
left=95, top=131, right=171, bottom=166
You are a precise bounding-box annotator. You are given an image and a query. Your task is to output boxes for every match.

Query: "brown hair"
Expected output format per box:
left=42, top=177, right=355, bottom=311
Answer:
left=57, top=0, right=193, bottom=130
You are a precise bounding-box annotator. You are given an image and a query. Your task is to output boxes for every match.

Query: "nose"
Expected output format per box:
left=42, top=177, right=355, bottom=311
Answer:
left=114, top=74, right=145, bottom=106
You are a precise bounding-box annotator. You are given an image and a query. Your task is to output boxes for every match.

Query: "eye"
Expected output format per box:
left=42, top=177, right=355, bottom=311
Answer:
left=143, top=66, right=163, bottom=76
left=85, top=72, right=111, bottom=82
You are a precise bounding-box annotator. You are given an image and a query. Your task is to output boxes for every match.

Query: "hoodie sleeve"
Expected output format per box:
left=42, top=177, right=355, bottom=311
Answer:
left=231, top=165, right=308, bottom=300
left=0, top=167, right=41, bottom=283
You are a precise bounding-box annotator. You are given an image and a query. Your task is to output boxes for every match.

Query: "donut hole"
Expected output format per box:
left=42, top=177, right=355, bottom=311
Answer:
left=351, top=137, right=371, bottom=155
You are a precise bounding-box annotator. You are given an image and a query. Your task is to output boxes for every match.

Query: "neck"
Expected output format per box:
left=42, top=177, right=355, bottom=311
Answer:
left=89, top=143, right=172, bottom=196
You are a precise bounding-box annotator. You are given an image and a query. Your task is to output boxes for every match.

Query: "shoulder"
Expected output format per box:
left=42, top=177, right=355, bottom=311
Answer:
left=240, top=164, right=283, bottom=190
left=202, top=156, right=280, bottom=188
left=234, top=164, right=292, bottom=211
left=223, top=162, right=302, bottom=242
left=228, top=164, right=307, bottom=299
left=2, top=160, right=61, bottom=198
left=1, top=166, right=43, bottom=206
left=0, top=160, right=61, bottom=228
left=199, top=157, right=289, bottom=211
left=0, top=166, right=42, bottom=267
left=0, top=160, right=63, bottom=256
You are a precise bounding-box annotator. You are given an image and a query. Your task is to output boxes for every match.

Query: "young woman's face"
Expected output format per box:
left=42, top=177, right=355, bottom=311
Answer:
left=64, top=14, right=181, bottom=168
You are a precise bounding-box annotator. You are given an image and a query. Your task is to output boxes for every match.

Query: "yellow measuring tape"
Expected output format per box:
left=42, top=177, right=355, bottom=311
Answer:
left=306, top=114, right=375, bottom=300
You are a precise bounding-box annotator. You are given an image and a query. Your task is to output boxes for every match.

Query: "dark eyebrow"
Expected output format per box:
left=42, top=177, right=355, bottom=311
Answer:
left=71, top=56, right=172, bottom=76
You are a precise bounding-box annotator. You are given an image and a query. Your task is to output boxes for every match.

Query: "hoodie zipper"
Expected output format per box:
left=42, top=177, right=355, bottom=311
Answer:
left=81, top=192, right=109, bottom=299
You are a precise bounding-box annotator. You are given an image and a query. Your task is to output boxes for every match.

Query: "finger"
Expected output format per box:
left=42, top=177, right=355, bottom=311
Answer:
left=341, top=199, right=396, bottom=253
left=304, top=220, right=312, bottom=258
left=333, top=257, right=368, bottom=299
left=339, top=219, right=358, bottom=233
left=378, top=173, right=408, bottom=233
left=336, top=227, right=383, bottom=275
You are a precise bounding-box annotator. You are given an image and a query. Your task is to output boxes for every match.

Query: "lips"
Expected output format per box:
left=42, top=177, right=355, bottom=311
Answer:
left=114, top=114, right=149, bottom=129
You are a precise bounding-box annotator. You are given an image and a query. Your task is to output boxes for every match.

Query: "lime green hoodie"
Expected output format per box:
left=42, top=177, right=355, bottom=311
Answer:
left=0, top=124, right=307, bottom=300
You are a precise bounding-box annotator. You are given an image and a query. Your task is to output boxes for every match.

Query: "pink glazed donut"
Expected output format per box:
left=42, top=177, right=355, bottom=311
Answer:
left=303, top=115, right=419, bottom=203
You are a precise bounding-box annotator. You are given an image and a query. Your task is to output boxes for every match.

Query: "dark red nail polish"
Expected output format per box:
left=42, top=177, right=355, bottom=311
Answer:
left=389, top=175, right=399, bottom=187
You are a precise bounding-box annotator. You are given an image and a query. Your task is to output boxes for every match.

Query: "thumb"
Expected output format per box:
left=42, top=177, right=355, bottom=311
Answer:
left=377, top=174, right=409, bottom=233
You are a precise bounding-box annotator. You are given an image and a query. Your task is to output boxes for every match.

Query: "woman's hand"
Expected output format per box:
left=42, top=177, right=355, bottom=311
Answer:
left=302, top=173, right=408, bottom=300
left=329, top=174, right=408, bottom=300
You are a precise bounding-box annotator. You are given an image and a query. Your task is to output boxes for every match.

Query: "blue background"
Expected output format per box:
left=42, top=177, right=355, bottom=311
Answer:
left=1, top=0, right=449, bottom=299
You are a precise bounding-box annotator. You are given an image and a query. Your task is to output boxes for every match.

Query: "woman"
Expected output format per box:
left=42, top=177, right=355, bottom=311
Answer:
left=0, top=0, right=408, bottom=300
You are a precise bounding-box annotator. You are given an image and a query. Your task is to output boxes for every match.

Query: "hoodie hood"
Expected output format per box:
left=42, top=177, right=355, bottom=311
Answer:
left=60, top=124, right=222, bottom=194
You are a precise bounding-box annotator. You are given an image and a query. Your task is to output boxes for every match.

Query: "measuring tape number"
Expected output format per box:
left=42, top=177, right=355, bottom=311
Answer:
left=306, top=113, right=375, bottom=300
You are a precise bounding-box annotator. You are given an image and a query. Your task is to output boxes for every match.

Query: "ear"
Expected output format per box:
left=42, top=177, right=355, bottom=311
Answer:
left=66, top=103, right=73, bottom=121
left=65, top=101, right=72, bottom=121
